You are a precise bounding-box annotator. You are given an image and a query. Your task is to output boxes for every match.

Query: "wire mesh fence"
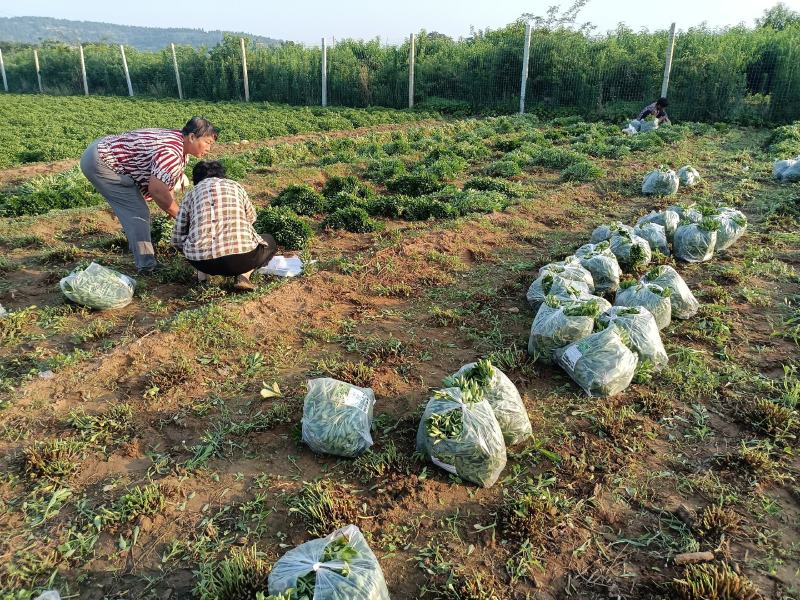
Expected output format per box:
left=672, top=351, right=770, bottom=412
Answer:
left=1, top=22, right=799, bottom=124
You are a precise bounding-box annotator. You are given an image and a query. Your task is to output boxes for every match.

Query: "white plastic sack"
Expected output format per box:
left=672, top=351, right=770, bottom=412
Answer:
left=554, top=325, right=638, bottom=397
left=609, top=230, right=652, bottom=271
left=448, top=360, right=532, bottom=446
left=674, top=222, right=717, bottom=263
left=713, top=207, right=747, bottom=251
left=574, top=241, right=622, bottom=293
left=537, top=257, right=595, bottom=292
left=598, top=306, right=668, bottom=369
left=615, top=282, right=672, bottom=330
left=668, top=203, right=703, bottom=224
left=258, top=255, right=305, bottom=277
left=623, top=122, right=639, bottom=135
left=301, top=378, right=375, bottom=457
left=591, top=222, right=634, bottom=244
left=637, top=209, right=680, bottom=240
left=642, top=169, right=679, bottom=196
left=528, top=296, right=599, bottom=364
left=641, top=265, right=699, bottom=319
left=416, top=386, right=507, bottom=487
left=268, top=525, right=389, bottom=600
left=780, top=159, right=800, bottom=182
left=639, top=119, right=659, bottom=132
left=678, top=165, right=701, bottom=187
left=526, top=272, right=591, bottom=311
left=60, top=262, right=135, bottom=310
left=634, top=222, right=670, bottom=256
left=773, top=159, right=796, bottom=181
left=33, top=593, right=61, bottom=600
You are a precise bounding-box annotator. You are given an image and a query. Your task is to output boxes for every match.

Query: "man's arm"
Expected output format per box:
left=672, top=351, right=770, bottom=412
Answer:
left=148, top=176, right=179, bottom=218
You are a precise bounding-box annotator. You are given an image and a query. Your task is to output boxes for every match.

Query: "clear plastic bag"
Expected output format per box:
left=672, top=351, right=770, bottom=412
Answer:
left=634, top=222, right=670, bottom=256
left=641, top=265, right=699, bottom=319
left=678, top=165, right=701, bottom=187
left=773, top=158, right=797, bottom=181
left=642, top=168, right=679, bottom=196
left=598, top=306, right=668, bottom=369
left=528, top=296, right=599, bottom=364
left=623, top=121, right=639, bottom=135
left=609, top=230, right=652, bottom=271
left=590, top=222, right=634, bottom=244
left=268, top=524, right=390, bottom=600
left=447, top=360, right=532, bottom=446
left=673, top=221, right=718, bottom=263
left=574, top=241, right=622, bottom=293
left=713, top=207, right=747, bottom=251
left=416, top=386, right=507, bottom=488
left=301, top=378, right=375, bottom=458
left=639, top=119, right=659, bottom=133
left=526, top=272, right=591, bottom=311
left=554, top=325, right=638, bottom=397
left=781, top=160, right=800, bottom=182
left=537, top=257, right=595, bottom=292
left=668, top=202, right=703, bottom=224
left=59, top=262, right=135, bottom=310
left=614, top=282, right=672, bottom=330
left=636, top=209, right=680, bottom=240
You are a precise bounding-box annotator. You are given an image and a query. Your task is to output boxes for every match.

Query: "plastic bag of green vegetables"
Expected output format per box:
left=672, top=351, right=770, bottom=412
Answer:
left=636, top=209, right=680, bottom=240
left=678, top=165, right=700, bottom=187
left=781, top=160, right=800, bottom=182
left=614, top=281, right=672, bottom=330
left=638, top=119, right=659, bottom=133
left=268, top=524, right=389, bottom=600
left=526, top=272, right=591, bottom=311
left=528, top=296, right=600, bottom=363
left=668, top=202, right=703, bottom=224
left=634, top=222, right=669, bottom=256
left=554, top=325, right=638, bottom=397
left=537, top=257, right=594, bottom=292
left=673, top=219, right=718, bottom=263
left=609, top=230, right=652, bottom=271
left=60, top=262, right=135, bottom=310
left=416, top=385, right=507, bottom=488
left=590, top=222, right=634, bottom=244
left=712, top=207, right=747, bottom=251
left=445, top=359, right=531, bottom=446
left=642, top=168, right=679, bottom=196
left=574, top=241, right=622, bottom=293
left=641, top=265, right=699, bottom=319
left=301, top=378, right=375, bottom=458
left=598, top=306, right=667, bottom=369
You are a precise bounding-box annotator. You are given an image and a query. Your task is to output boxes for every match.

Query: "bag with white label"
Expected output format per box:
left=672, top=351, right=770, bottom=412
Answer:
left=554, top=325, right=639, bottom=397
left=416, top=386, right=507, bottom=488
left=302, top=378, right=375, bottom=457
left=268, top=524, right=390, bottom=600
left=445, top=359, right=532, bottom=446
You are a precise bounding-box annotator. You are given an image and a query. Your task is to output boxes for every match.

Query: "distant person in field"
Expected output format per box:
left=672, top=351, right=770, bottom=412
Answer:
left=79, top=116, right=218, bottom=273
left=172, top=160, right=277, bottom=292
left=638, top=97, right=671, bottom=125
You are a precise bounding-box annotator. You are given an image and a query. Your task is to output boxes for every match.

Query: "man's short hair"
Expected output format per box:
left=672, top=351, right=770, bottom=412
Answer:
left=192, top=160, right=226, bottom=185
left=656, top=97, right=669, bottom=107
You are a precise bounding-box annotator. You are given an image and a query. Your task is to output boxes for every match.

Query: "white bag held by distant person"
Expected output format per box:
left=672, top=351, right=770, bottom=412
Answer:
left=268, top=525, right=390, bottom=600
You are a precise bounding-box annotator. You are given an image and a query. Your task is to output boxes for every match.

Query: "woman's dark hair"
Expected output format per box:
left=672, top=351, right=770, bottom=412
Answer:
left=182, top=116, right=219, bottom=140
left=192, top=160, right=226, bottom=184
left=656, top=97, right=669, bottom=107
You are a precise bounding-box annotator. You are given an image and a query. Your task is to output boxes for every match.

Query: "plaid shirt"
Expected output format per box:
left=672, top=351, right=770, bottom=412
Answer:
left=97, top=129, right=187, bottom=200
left=172, top=177, right=265, bottom=261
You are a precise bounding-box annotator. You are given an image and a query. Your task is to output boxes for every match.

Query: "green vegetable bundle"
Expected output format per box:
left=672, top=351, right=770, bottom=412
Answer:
left=641, top=265, right=699, bottom=319
left=554, top=325, right=639, bottom=397
left=268, top=525, right=389, bottom=600
left=301, top=378, right=375, bottom=458
left=445, top=359, right=532, bottom=446
left=633, top=222, right=670, bottom=256
left=526, top=272, right=589, bottom=311
left=642, top=167, right=679, bottom=196
left=528, top=296, right=599, bottom=364
left=673, top=219, right=718, bottom=263
left=712, top=207, right=747, bottom=251
left=678, top=165, right=701, bottom=187
left=614, top=281, right=672, bottom=330
left=590, top=222, right=634, bottom=244
left=416, top=386, right=507, bottom=488
left=537, top=257, right=594, bottom=292
left=609, top=230, right=652, bottom=271
left=598, top=306, right=668, bottom=369
left=574, top=241, right=622, bottom=293
left=636, top=209, right=680, bottom=240
left=59, top=262, right=135, bottom=310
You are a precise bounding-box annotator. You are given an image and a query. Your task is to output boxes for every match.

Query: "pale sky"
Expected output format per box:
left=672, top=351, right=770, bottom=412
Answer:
left=0, top=0, right=798, bottom=45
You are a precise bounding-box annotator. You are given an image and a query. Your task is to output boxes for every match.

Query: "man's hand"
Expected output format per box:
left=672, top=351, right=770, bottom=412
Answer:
left=148, top=175, right=179, bottom=218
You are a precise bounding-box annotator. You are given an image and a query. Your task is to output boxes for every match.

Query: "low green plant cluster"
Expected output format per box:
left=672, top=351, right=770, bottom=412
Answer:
left=0, top=168, right=105, bottom=217
left=254, top=206, right=314, bottom=250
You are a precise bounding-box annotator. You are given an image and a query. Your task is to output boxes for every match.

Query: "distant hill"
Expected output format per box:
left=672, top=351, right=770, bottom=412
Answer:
left=0, top=16, right=283, bottom=50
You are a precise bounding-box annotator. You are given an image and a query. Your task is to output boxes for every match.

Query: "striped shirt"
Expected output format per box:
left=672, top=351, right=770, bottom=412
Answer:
left=97, top=129, right=187, bottom=199
left=172, top=177, right=265, bottom=261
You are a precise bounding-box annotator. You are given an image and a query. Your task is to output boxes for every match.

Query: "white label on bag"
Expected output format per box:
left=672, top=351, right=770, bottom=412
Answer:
left=561, top=346, right=582, bottom=372
left=343, top=388, right=372, bottom=413
left=431, top=456, right=458, bottom=475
